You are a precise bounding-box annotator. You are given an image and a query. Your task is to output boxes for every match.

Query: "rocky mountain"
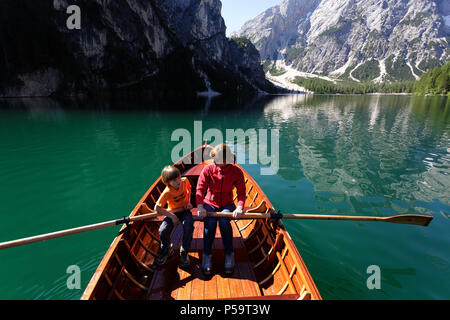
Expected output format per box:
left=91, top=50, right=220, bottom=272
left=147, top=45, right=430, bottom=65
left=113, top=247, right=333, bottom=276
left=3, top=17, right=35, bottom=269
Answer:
left=0, top=0, right=277, bottom=99
left=233, top=0, right=450, bottom=83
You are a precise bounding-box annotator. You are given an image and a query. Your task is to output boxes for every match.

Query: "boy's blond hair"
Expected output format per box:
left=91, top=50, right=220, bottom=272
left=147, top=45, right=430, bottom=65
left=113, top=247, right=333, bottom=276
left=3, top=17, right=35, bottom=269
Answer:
left=210, top=144, right=236, bottom=164
left=161, top=166, right=181, bottom=185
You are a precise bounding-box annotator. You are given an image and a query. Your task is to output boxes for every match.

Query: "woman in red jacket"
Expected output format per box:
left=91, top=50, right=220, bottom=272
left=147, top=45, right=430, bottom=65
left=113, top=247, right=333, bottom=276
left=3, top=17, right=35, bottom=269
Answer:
left=196, top=144, right=246, bottom=275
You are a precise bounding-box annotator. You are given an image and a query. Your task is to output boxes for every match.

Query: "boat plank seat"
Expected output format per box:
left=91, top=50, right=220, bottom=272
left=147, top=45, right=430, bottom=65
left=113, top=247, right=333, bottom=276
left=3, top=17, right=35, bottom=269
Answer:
left=146, top=220, right=261, bottom=300
left=182, top=161, right=209, bottom=177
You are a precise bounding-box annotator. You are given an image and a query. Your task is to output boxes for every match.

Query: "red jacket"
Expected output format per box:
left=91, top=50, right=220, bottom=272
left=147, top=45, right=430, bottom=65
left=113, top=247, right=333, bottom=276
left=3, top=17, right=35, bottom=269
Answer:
left=196, top=163, right=246, bottom=209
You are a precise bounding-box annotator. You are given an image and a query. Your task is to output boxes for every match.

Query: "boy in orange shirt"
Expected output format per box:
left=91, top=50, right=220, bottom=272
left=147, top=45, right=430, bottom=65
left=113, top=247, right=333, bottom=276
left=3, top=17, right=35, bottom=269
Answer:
left=153, top=166, right=194, bottom=269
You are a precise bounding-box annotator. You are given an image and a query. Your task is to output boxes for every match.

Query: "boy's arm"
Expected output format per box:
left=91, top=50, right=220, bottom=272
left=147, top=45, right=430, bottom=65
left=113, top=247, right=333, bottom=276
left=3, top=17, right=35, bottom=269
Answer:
left=154, top=193, right=179, bottom=223
left=154, top=205, right=180, bottom=224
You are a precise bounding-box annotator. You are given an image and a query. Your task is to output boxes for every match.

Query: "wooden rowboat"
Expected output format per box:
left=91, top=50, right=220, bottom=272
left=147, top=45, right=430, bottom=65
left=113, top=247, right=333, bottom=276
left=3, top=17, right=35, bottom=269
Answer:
left=81, top=144, right=322, bottom=300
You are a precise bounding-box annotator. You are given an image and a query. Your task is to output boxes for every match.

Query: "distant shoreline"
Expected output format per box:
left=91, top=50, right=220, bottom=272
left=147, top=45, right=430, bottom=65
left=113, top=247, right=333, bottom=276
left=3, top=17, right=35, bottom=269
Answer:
left=268, top=92, right=449, bottom=97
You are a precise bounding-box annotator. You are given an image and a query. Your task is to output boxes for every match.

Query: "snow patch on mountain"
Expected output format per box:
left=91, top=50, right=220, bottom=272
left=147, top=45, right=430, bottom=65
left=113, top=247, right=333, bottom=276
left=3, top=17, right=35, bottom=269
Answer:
left=235, top=0, right=450, bottom=82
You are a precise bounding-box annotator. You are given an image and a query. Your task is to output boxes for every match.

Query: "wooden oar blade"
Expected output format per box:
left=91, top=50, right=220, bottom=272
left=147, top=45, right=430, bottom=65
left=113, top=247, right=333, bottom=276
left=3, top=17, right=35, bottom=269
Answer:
left=384, top=214, right=434, bottom=226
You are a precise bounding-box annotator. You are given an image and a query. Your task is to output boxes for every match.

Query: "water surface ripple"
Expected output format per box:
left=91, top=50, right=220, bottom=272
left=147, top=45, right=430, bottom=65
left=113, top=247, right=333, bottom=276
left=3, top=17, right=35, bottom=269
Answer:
left=0, top=95, right=448, bottom=299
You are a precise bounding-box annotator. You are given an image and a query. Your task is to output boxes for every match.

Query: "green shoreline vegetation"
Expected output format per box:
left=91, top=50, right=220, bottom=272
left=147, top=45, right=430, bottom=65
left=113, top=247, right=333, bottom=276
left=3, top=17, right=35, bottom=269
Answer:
left=292, top=61, right=449, bottom=95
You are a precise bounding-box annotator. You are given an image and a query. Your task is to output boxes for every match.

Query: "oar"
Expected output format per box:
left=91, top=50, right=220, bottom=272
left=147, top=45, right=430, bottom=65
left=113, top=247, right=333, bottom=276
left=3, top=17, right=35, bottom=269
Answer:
left=0, top=203, right=433, bottom=251
left=0, top=211, right=162, bottom=251
left=201, top=201, right=433, bottom=227
left=205, top=212, right=433, bottom=226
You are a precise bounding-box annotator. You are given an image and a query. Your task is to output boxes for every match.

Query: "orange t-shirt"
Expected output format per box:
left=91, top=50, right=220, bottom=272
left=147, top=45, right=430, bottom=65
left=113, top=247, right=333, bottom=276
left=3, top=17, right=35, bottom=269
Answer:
left=156, top=177, right=191, bottom=210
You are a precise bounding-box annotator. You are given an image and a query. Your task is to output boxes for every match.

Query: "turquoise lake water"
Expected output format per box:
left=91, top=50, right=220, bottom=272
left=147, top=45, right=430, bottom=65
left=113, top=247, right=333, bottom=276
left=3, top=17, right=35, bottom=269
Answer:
left=0, top=94, right=449, bottom=299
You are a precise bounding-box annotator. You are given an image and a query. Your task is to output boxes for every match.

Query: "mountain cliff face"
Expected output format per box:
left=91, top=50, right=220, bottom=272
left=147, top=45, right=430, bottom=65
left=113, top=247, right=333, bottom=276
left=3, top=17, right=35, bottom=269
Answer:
left=234, top=0, right=450, bottom=82
left=0, top=0, right=276, bottom=99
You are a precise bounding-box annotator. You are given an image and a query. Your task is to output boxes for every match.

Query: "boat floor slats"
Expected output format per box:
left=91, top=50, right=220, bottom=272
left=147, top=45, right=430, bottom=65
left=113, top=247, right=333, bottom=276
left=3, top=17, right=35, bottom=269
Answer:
left=146, top=221, right=261, bottom=300
left=175, top=256, right=194, bottom=300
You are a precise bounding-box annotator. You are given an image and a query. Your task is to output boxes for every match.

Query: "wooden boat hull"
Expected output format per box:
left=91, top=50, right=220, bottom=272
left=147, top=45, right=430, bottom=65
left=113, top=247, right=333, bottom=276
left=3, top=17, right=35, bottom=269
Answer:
left=81, top=145, right=321, bottom=300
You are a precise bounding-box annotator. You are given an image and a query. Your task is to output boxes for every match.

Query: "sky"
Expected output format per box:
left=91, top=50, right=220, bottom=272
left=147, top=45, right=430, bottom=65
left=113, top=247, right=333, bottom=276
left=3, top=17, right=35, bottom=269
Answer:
left=221, top=0, right=283, bottom=36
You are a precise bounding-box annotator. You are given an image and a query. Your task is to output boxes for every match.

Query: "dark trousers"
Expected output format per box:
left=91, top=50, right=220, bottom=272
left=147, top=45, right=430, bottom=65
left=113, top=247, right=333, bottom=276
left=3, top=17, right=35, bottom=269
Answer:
left=158, top=210, right=194, bottom=252
left=202, top=203, right=236, bottom=255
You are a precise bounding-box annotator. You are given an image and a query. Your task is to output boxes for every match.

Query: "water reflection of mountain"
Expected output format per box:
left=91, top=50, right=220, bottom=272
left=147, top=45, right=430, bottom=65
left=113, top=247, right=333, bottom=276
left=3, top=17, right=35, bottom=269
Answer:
left=5, top=94, right=448, bottom=210
left=262, top=94, right=450, bottom=208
